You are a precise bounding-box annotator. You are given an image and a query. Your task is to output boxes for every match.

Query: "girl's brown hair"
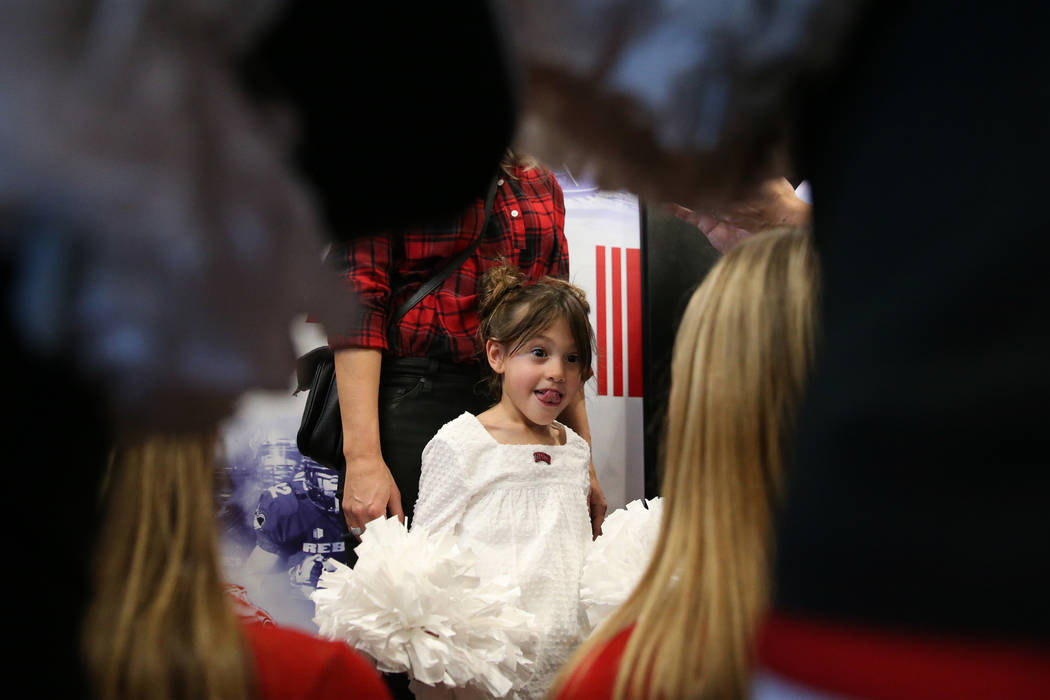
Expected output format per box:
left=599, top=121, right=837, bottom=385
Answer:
left=478, top=265, right=595, bottom=399
left=84, top=433, right=254, bottom=700
left=552, top=228, right=819, bottom=699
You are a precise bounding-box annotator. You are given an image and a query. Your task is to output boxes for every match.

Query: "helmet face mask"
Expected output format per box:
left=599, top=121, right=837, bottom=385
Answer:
left=303, top=462, right=339, bottom=512
left=315, top=470, right=338, bottom=498
left=260, top=438, right=300, bottom=486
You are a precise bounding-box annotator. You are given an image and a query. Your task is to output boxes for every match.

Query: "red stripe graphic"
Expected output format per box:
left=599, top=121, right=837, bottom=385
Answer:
left=595, top=246, right=607, bottom=396
left=611, top=247, right=624, bottom=397
left=627, top=248, right=643, bottom=397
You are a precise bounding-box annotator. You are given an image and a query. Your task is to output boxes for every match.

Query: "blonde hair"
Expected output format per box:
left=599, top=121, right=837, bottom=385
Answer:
left=478, top=264, right=595, bottom=399
left=84, top=433, right=254, bottom=700
left=553, top=229, right=819, bottom=699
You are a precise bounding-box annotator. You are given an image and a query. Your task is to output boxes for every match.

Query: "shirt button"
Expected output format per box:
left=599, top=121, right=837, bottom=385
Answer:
left=510, top=209, right=519, bottom=218
left=497, top=178, right=505, bottom=186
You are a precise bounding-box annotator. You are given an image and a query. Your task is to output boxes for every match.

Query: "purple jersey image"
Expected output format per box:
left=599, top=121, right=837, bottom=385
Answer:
left=218, top=394, right=348, bottom=633
left=250, top=462, right=346, bottom=587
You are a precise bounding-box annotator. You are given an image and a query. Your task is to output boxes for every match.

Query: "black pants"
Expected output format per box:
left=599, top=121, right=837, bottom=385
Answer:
left=377, top=358, right=491, bottom=524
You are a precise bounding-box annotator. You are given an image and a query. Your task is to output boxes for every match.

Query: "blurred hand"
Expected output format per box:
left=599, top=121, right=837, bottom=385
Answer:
left=691, top=212, right=753, bottom=253
left=670, top=177, right=811, bottom=253
left=714, top=177, right=810, bottom=232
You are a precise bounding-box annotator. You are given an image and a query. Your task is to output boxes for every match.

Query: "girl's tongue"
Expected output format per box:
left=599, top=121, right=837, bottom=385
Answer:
left=535, top=389, right=562, bottom=405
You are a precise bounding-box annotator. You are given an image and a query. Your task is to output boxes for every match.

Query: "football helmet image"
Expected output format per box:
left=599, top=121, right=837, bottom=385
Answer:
left=302, top=461, right=339, bottom=513
left=258, top=438, right=301, bottom=486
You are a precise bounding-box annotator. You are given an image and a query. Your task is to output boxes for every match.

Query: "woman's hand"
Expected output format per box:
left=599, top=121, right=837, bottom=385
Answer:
left=343, top=454, right=403, bottom=536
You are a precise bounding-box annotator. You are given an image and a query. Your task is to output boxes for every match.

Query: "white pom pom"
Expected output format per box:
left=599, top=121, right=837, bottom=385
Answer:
left=311, top=517, right=538, bottom=697
left=579, top=497, right=663, bottom=635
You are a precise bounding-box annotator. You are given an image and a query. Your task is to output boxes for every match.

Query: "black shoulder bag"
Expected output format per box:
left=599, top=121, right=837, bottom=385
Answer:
left=294, top=177, right=500, bottom=470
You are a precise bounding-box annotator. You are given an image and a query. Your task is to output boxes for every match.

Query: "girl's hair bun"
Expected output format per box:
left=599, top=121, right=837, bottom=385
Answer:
left=478, top=263, right=526, bottom=321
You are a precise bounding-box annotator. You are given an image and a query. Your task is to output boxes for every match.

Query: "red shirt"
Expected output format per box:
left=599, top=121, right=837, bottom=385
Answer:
left=556, top=625, right=635, bottom=700
left=328, top=166, right=567, bottom=363
left=757, top=613, right=1050, bottom=700
left=243, top=622, right=391, bottom=700
left=561, top=616, right=1050, bottom=699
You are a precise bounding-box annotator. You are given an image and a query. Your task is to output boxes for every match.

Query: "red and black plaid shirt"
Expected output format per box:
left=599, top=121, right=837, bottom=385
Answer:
left=328, top=166, right=567, bottom=363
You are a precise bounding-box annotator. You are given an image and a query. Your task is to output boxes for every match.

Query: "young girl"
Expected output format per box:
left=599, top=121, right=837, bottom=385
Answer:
left=410, top=265, right=596, bottom=698
left=552, top=229, right=819, bottom=699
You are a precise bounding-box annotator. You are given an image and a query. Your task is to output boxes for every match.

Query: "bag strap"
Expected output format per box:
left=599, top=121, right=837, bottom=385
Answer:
left=386, top=175, right=501, bottom=351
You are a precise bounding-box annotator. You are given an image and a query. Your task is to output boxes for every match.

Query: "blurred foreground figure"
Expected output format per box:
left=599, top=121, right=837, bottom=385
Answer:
left=0, top=0, right=513, bottom=697
left=553, top=229, right=819, bottom=699
left=503, top=0, right=1050, bottom=696
left=1, top=2, right=338, bottom=695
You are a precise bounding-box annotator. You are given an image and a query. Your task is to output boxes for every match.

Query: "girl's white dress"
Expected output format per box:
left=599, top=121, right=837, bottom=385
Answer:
left=412, top=412, right=592, bottom=699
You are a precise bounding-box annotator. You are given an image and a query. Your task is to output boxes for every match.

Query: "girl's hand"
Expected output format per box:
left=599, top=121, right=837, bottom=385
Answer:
left=588, top=461, right=607, bottom=539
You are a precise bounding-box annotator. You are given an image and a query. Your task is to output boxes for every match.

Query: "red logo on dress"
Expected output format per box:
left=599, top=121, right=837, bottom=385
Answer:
left=533, top=451, right=551, bottom=464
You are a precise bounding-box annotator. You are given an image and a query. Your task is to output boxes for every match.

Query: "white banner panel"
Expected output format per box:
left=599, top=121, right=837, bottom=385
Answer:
left=558, top=174, right=644, bottom=511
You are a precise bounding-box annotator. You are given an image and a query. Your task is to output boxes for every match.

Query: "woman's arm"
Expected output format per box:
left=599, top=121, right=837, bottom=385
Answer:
left=329, top=232, right=403, bottom=534
left=333, top=347, right=403, bottom=532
